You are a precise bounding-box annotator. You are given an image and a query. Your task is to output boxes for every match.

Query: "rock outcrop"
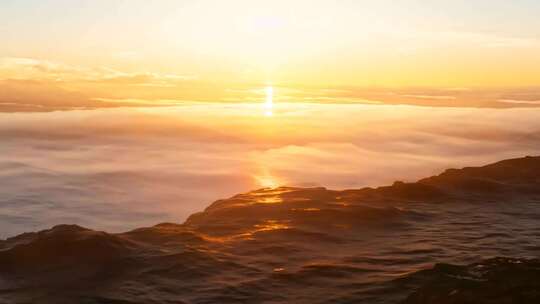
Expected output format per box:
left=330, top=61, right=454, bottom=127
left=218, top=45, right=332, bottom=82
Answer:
left=1, top=156, right=539, bottom=303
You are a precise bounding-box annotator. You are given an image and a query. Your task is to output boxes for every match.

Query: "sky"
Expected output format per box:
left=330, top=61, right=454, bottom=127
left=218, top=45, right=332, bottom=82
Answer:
left=1, top=0, right=540, bottom=109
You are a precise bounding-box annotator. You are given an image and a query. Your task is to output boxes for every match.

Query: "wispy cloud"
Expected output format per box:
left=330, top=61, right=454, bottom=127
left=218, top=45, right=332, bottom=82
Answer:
left=499, top=99, right=540, bottom=105
left=398, top=94, right=457, bottom=100
left=2, top=57, right=540, bottom=112
left=0, top=57, right=195, bottom=86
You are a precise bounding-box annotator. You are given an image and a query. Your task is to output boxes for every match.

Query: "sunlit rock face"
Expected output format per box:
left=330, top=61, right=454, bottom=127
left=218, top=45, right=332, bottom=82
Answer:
left=1, top=156, right=540, bottom=303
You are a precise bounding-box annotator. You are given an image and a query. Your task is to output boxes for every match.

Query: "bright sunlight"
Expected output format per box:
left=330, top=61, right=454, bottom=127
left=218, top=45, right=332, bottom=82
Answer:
left=264, top=86, right=274, bottom=116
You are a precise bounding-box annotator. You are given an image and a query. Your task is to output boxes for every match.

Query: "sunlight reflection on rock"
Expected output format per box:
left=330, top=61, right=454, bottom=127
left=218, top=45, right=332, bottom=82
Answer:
left=0, top=103, right=539, bottom=236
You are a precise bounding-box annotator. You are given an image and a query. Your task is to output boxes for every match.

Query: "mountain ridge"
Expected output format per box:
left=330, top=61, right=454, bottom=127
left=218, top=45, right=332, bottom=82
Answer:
left=1, top=155, right=539, bottom=304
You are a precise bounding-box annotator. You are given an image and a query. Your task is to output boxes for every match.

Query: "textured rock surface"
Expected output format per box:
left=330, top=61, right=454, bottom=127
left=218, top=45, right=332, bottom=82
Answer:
left=1, top=156, right=539, bottom=303
left=401, top=258, right=540, bottom=304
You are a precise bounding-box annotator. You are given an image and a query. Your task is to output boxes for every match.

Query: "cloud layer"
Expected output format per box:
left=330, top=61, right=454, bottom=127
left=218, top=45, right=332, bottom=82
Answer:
left=1, top=57, right=540, bottom=112
left=0, top=103, right=539, bottom=237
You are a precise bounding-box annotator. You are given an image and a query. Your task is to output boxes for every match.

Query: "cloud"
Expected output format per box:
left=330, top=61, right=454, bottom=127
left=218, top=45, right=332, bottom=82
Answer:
left=2, top=57, right=540, bottom=112
left=398, top=94, right=457, bottom=100
left=0, top=57, right=195, bottom=85
left=2, top=103, right=539, bottom=237
left=0, top=57, right=83, bottom=82
left=498, top=99, right=540, bottom=105
left=0, top=57, right=199, bottom=111
left=89, top=69, right=196, bottom=86
left=249, top=86, right=540, bottom=108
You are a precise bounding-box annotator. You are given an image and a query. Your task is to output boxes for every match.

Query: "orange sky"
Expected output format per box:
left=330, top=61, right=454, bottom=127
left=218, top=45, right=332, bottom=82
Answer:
left=1, top=1, right=540, bottom=109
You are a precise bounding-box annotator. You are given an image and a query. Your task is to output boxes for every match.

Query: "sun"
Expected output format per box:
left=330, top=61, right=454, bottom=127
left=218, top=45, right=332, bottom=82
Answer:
left=264, top=86, right=273, bottom=116
left=254, top=168, right=281, bottom=189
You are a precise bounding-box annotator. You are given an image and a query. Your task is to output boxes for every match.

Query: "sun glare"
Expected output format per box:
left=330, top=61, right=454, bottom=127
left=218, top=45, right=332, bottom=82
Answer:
left=264, top=86, right=274, bottom=116
left=254, top=167, right=281, bottom=189
left=256, top=175, right=279, bottom=189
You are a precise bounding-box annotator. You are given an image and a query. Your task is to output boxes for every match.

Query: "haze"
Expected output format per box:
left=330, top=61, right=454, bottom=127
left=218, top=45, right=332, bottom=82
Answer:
left=1, top=0, right=540, bottom=111
left=1, top=103, right=539, bottom=237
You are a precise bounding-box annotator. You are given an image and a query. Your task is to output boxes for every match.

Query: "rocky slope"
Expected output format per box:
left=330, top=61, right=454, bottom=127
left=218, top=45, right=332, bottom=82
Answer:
left=401, top=258, right=540, bottom=304
left=1, top=156, right=539, bottom=304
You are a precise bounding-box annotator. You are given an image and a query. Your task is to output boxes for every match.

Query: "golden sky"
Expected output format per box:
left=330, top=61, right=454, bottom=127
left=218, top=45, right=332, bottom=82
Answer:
left=1, top=0, right=540, bottom=109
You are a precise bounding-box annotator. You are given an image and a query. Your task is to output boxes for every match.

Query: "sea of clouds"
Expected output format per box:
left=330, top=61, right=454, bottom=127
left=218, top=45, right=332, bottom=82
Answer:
left=0, top=103, right=539, bottom=237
